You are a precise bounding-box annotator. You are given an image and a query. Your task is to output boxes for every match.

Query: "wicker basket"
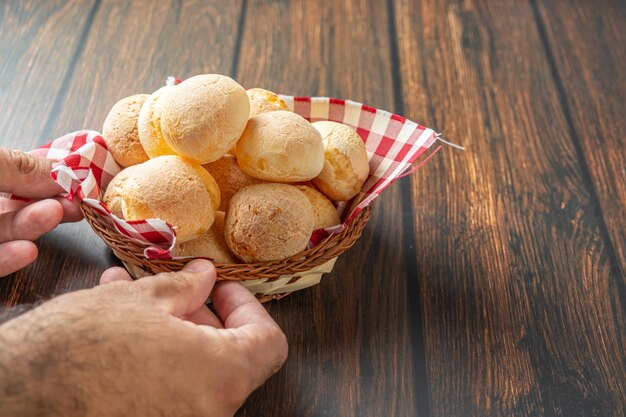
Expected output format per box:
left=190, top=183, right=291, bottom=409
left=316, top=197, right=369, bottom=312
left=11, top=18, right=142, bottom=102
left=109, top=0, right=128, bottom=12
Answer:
left=82, top=201, right=371, bottom=302
left=67, top=93, right=438, bottom=302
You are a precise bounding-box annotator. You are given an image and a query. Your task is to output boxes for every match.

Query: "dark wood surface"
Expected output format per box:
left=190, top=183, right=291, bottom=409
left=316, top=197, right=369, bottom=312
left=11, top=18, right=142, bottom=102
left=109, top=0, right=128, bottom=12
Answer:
left=394, top=1, right=626, bottom=416
left=1, top=1, right=624, bottom=416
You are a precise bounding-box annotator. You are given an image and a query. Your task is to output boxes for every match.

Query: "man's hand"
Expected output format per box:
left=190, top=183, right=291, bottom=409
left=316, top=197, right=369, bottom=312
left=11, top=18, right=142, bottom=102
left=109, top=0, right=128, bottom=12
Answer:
left=0, top=260, right=288, bottom=417
left=0, top=148, right=82, bottom=277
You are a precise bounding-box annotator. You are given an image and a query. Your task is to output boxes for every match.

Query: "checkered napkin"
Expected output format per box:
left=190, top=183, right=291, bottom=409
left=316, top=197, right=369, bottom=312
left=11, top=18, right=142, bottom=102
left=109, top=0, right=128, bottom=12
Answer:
left=284, top=96, right=441, bottom=246
left=4, top=94, right=440, bottom=260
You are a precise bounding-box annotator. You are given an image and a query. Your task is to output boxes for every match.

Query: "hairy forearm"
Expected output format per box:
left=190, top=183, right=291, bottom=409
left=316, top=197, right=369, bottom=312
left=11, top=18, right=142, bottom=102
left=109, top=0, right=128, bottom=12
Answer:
left=0, top=301, right=91, bottom=417
left=0, top=268, right=283, bottom=417
left=0, top=302, right=42, bottom=325
left=0, top=293, right=211, bottom=417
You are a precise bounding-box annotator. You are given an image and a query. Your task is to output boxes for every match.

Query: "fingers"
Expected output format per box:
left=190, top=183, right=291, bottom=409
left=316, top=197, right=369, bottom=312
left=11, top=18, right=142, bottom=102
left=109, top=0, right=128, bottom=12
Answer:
left=184, top=305, right=223, bottom=328
left=212, top=281, right=278, bottom=329
left=136, top=259, right=216, bottom=318
left=100, top=263, right=224, bottom=328
left=0, top=196, right=82, bottom=225
left=0, top=199, right=62, bottom=276
left=0, top=197, right=29, bottom=214
left=212, top=281, right=288, bottom=383
left=0, top=199, right=63, bottom=244
left=54, top=196, right=84, bottom=223
left=101, top=262, right=223, bottom=327
left=0, top=240, right=38, bottom=278
left=0, top=149, right=63, bottom=198
left=100, top=267, right=132, bottom=284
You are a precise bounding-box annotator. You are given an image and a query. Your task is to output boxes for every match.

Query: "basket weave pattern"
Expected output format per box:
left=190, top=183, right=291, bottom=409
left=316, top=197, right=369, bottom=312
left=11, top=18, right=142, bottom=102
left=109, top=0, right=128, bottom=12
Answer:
left=83, top=202, right=371, bottom=301
left=0, top=89, right=439, bottom=302
left=61, top=94, right=439, bottom=301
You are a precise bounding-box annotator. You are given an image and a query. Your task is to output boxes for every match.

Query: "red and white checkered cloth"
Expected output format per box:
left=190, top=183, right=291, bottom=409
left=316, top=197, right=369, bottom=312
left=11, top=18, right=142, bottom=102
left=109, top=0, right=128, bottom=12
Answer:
left=284, top=96, right=441, bottom=246
left=4, top=90, right=441, bottom=260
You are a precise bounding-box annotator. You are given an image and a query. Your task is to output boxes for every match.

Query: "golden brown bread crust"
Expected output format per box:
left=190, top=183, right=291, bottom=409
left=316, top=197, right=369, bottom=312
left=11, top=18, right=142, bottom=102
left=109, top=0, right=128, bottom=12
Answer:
left=115, top=156, right=220, bottom=243
left=172, top=212, right=238, bottom=263
left=102, top=94, right=150, bottom=167
left=311, top=121, right=370, bottom=201
left=137, top=86, right=177, bottom=158
left=202, top=155, right=262, bottom=212
left=224, top=183, right=314, bottom=262
left=295, top=185, right=341, bottom=229
left=235, top=111, right=324, bottom=182
left=247, top=88, right=289, bottom=117
left=158, top=74, right=250, bottom=164
left=102, top=165, right=141, bottom=218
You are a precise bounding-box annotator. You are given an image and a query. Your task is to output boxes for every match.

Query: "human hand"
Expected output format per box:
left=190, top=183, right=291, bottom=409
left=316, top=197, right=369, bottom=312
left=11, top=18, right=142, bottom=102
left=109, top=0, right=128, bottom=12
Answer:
left=0, top=259, right=288, bottom=417
left=0, top=148, right=82, bottom=277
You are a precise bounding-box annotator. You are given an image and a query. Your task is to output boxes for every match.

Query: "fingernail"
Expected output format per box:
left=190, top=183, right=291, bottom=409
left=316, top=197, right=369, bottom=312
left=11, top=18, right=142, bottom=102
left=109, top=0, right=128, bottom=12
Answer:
left=183, top=259, right=213, bottom=272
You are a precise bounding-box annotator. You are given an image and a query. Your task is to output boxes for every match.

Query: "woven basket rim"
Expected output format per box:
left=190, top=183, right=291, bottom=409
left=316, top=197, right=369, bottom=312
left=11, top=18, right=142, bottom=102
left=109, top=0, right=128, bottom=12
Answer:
left=81, top=201, right=372, bottom=281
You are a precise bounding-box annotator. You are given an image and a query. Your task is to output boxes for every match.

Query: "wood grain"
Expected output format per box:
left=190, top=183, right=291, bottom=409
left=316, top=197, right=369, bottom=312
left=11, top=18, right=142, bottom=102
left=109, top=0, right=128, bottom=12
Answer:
left=45, top=0, right=244, bottom=142
left=0, top=0, right=96, bottom=149
left=533, top=0, right=626, bottom=279
left=0, top=0, right=99, bottom=309
left=394, top=0, right=626, bottom=416
left=0, top=0, right=243, bottom=305
left=235, top=1, right=424, bottom=416
left=1, top=1, right=625, bottom=416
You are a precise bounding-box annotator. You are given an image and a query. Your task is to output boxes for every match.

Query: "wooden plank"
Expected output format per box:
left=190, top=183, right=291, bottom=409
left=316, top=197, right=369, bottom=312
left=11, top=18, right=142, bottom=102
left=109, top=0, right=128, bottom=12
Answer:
left=44, top=0, right=243, bottom=142
left=0, top=0, right=97, bottom=309
left=0, top=0, right=96, bottom=150
left=393, top=0, right=626, bottom=416
left=534, top=0, right=626, bottom=279
left=0, top=0, right=243, bottom=305
left=236, top=1, right=424, bottom=416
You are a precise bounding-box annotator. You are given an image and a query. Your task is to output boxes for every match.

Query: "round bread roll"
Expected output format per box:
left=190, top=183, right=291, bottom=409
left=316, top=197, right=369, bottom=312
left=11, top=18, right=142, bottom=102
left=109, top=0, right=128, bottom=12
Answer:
left=172, top=212, right=238, bottom=263
left=225, top=183, right=314, bottom=262
left=311, top=121, right=370, bottom=201
left=119, top=156, right=220, bottom=243
left=295, top=185, right=340, bottom=229
left=229, top=87, right=289, bottom=155
left=102, top=94, right=150, bottom=167
left=137, top=86, right=177, bottom=158
left=236, top=111, right=324, bottom=182
left=102, top=165, right=141, bottom=218
left=247, top=88, right=289, bottom=117
left=202, top=155, right=262, bottom=212
left=158, top=74, right=250, bottom=164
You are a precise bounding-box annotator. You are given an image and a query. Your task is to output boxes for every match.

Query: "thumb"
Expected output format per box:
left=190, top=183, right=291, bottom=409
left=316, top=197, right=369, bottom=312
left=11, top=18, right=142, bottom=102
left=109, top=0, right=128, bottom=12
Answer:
left=0, top=148, right=63, bottom=197
left=136, top=259, right=217, bottom=318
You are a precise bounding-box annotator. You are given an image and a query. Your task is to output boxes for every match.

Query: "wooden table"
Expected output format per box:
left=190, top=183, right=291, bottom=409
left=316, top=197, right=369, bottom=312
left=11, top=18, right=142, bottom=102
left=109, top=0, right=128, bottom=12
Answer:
left=1, top=1, right=624, bottom=416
